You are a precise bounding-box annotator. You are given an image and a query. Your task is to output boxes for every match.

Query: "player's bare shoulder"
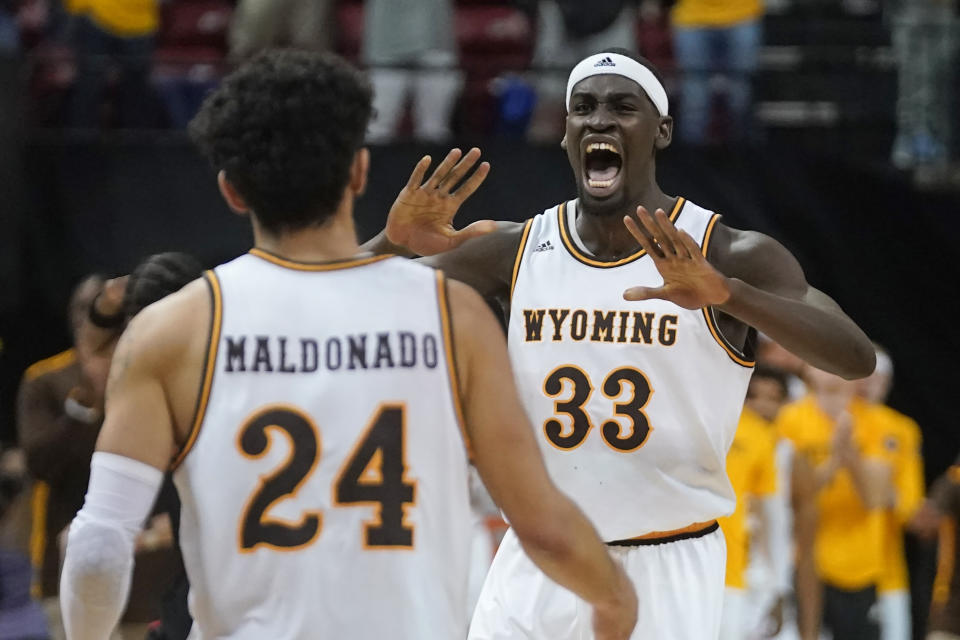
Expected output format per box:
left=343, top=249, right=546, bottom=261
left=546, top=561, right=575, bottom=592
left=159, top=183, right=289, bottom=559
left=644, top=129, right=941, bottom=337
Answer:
left=110, top=277, right=212, bottom=432
left=424, top=221, right=528, bottom=301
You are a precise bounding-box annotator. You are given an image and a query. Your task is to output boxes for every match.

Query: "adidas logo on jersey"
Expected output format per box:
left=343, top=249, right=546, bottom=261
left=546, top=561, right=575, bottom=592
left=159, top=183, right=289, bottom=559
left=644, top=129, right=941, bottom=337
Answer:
left=533, top=240, right=554, bottom=253
left=594, top=56, right=616, bottom=68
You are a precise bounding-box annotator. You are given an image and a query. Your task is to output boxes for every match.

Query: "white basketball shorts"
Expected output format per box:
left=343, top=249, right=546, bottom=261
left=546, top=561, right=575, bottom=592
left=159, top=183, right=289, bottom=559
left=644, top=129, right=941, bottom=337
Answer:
left=469, top=522, right=726, bottom=640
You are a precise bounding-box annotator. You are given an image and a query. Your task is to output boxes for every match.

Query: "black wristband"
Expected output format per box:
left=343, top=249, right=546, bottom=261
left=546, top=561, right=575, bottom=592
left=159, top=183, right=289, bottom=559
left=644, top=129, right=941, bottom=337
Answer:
left=88, top=291, right=125, bottom=329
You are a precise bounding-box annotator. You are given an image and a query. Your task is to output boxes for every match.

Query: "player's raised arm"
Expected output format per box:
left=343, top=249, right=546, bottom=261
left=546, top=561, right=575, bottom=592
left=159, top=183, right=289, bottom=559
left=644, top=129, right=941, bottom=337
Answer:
left=446, top=278, right=637, bottom=640
left=363, top=149, right=521, bottom=301
left=621, top=207, right=875, bottom=379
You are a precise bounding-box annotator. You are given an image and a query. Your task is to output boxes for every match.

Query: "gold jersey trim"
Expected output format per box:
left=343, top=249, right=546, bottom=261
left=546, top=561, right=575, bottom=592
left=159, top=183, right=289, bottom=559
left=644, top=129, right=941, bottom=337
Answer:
left=23, top=349, right=76, bottom=382
left=934, top=517, right=957, bottom=605
left=510, top=219, right=534, bottom=300
left=700, top=214, right=755, bottom=368
left=558, top=198, right=686, bottom=268
left=249, top=248, right=393, bottom=272
left=29, top=481, right=49, bottom=598
left=435, top=271, right=473, bottom=459
left=171, top=270, right=223, bottom=470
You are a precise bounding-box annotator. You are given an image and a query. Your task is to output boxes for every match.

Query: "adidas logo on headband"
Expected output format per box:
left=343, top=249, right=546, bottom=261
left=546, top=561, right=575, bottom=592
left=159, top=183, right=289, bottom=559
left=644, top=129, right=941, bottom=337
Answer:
left=567, top=52, right=670, bottom=116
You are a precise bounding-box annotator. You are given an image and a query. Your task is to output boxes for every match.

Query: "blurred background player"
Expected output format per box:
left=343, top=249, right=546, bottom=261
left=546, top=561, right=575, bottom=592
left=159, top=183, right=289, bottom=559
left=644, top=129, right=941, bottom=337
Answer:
left=779, top=366, right=893, bottom=640
left=59, top=50, right=637, bottom=640
left=910, top=459, right=960, bottom=640
left=719, top=364, right=791, bottom=640
left=856, top=345, right=925, bottom=640
left=17, top=273, right=182, bottom=640
left=17, top=276, right=103, bottom=640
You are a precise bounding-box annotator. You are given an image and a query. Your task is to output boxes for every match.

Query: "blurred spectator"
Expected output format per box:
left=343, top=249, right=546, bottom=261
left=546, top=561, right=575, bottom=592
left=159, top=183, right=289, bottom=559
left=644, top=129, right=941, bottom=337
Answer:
left=67, top=0, right=159, bottom=129
left=670, top=0, right=763, bottom=145
left=779, top=367, right=894, bottom=640
left=757, top=333, right=808, bottom=400
left=719, top=365, right=790, bottom=640
left=17, top=275, right=104, bottom=640
left=228, top=0, right=333, bottom=61
left=912, top=461, right=960, bottom=639
left=526, top=0, right=640, bottom=142
left=856, top=346, right=925, bottom=640
left=888, top=0, right=958, bottom=177
left=363, top=0, right=462, bottom=143
left=0, top=446, right=49, bottom=640
left=17, top=273, right=182, bottom=640
left=0, top=0, right=18, bottom=54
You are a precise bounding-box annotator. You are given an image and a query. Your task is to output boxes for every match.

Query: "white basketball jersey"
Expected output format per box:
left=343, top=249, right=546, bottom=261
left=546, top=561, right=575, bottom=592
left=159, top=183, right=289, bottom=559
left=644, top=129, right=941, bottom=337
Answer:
left=172, top=250, right=472, bottom=639
left=507, top=198, right=754, bottom=541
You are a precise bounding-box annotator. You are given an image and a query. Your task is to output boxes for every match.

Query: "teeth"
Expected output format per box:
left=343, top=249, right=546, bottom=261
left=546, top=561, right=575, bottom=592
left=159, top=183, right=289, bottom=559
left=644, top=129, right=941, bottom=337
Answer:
left=586, top=142, right=619, bottom=154
left=588, top=178, right=615, bottom=188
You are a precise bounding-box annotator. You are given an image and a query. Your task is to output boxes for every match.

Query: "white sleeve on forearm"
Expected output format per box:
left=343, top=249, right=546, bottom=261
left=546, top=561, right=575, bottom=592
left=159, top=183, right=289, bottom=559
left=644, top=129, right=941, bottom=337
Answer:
left=60, top=452, right=163, bottom=640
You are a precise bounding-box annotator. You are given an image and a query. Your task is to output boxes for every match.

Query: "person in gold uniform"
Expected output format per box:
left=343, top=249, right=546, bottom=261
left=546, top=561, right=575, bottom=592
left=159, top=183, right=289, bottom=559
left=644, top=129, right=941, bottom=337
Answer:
left=779, top=367, right=894, bottom=640
left=719, top=365, right=789, bottom=639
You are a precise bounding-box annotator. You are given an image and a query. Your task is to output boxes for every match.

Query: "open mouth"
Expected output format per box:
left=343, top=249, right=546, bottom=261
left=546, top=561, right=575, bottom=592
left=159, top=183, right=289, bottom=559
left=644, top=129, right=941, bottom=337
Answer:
left=583, top=142, right=623, bottom=190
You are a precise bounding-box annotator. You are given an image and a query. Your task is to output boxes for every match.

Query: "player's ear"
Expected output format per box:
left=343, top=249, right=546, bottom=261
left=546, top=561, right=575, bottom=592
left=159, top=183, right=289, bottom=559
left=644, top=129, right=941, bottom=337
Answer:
left=655, top=116, right=673, bottom=151
left=350, top=147, right=370, bottom=197
left=217, top=171, right=250, bottom=217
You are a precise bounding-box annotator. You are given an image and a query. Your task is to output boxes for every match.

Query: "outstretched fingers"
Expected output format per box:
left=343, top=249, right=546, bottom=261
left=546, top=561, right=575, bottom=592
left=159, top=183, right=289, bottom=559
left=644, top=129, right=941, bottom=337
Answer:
left=623, top=214, right=663, bottom=259
left=437, top=147, right=482, bottom=193
left=452, top=161, right=490, bottom=203
left=677, top=229, right=702, bottom=260
left=655, top=208, right=691, bottom=257
left=406, top=155, right=432, bottom=190
left=424, top=148, right=463, bottom=190
left=636, top=208, right=675, bottom=256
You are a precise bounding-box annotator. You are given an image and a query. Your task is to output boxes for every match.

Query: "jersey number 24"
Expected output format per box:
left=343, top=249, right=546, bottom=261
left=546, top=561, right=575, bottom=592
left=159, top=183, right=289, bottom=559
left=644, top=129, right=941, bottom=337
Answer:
left=237, top=404, right=415, bottom=552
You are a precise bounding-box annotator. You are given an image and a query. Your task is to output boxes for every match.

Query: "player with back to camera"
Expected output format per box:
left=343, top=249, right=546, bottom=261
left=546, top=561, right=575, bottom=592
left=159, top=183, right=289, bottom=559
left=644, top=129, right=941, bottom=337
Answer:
left=58, top=50, right=637, bottom=640
left=372, top=47, right=876, bottom=639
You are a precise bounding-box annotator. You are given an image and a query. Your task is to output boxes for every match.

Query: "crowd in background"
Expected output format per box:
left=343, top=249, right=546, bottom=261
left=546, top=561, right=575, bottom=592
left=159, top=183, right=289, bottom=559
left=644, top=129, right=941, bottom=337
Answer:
left=0, top=0, right=957, bottom=178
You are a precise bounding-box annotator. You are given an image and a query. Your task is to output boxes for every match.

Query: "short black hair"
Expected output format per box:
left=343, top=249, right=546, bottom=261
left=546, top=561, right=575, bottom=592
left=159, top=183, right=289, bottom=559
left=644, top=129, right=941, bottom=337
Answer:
left=598, top=48, right=667, bottom=92
left=749, top=364, right=790, bottom=399
left=189, top=50, right=373, bottom=234
left=123, top=252, right=203, bottom=319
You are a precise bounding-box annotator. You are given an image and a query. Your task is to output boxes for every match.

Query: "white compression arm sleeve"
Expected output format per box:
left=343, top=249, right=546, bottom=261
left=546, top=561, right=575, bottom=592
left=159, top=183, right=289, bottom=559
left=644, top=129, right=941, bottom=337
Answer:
left=60, top=452, right=164, bottom=640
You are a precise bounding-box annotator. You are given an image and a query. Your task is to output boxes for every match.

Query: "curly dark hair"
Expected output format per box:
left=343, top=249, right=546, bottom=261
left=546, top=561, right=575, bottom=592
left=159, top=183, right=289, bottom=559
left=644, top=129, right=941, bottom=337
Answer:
left=123, top=252, right=204, bottom=320
left=189, top=50, right=373, bottom=234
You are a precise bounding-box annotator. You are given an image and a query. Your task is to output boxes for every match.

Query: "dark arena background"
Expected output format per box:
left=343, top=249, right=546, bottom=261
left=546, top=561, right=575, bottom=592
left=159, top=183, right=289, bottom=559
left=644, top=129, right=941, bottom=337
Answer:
left=0, top=1, right=958, bottom=639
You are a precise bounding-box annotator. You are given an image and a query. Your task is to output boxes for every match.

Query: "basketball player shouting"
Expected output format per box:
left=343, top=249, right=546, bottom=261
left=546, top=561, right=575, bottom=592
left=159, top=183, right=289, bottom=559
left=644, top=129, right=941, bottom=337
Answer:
left=58, top=51, right=637, bottom=640
left=378, top=49, right=876, bottom=639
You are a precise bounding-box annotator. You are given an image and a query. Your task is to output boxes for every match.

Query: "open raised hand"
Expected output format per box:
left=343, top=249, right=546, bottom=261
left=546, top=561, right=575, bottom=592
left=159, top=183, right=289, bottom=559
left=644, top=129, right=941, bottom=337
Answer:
left=385, top=147, right=496, bottom=256
left=622, top=206, right=731, bottom=309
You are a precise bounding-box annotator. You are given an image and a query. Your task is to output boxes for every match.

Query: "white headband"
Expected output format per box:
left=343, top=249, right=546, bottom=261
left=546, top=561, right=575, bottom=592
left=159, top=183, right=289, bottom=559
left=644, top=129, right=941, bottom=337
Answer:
left=566, top=53, right=669, bottom=117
